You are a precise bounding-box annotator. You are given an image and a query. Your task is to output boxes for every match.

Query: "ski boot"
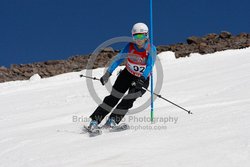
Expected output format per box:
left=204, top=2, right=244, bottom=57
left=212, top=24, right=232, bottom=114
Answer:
left=83, top=120, right=102, bottom=137
left=88, top=120, right=99, bottom=131
left=102, top=118, right=117, bottom=129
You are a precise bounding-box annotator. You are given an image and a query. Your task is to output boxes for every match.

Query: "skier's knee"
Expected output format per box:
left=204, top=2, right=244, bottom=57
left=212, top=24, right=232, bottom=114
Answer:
left=103, top=95, right=119, bottom=107
left=118, top=99, right=135, bottom=109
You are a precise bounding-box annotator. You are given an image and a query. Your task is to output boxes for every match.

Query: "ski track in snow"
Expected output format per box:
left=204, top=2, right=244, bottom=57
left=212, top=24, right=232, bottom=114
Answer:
left=0, top=48, right=250, bottom=167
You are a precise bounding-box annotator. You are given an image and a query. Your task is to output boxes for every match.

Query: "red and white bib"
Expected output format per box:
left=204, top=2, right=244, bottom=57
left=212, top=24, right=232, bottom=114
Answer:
left=126, top=43, right=150, bottom=77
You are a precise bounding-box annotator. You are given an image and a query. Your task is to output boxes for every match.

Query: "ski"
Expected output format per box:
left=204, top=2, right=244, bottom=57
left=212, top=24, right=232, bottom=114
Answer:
left=108, top=123, right=130, bottom=132
left=82, top=123, right=130, bottom=137
left=83, top=126, right=102, bottom=137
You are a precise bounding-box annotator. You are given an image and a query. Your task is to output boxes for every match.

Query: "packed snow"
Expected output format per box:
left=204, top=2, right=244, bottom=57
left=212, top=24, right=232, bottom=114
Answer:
left=0, top=48, right=250, bottom=167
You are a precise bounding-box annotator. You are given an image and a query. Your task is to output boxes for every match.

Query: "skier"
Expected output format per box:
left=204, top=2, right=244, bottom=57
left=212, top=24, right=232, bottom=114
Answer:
left=87, top=23, right=157, bottom=131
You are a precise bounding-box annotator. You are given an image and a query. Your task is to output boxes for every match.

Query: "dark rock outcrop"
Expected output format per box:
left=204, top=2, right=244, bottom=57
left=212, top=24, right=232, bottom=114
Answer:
left=158, top=31, right=249, bottom=57
left=0, top=31, right=249, bottom=83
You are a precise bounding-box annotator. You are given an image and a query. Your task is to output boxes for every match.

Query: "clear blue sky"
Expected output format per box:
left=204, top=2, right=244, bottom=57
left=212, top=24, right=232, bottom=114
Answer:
left=0, top=0, right=249, bottom=67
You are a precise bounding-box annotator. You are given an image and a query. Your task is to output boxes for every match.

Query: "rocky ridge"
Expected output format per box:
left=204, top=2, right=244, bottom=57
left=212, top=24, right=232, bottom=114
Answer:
left=0, top=31, right=249, bottom=83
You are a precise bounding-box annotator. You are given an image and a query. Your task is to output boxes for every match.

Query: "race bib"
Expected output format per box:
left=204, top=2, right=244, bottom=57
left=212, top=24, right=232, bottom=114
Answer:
left=126, top=60, right=146, bottom=77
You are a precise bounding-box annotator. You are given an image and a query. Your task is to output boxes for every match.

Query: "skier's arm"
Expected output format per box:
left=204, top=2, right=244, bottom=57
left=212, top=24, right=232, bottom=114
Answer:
left=142, top=46, right=157, bottom=79
left=107, top=44, right=130, bottom=74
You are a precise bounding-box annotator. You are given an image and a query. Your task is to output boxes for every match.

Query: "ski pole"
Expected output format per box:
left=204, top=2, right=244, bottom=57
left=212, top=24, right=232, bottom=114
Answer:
left=80, top=75, right=192, bottom=114
left=142, top=87, right=193, bottom=114
left=79, top=74, right=100, bottom=81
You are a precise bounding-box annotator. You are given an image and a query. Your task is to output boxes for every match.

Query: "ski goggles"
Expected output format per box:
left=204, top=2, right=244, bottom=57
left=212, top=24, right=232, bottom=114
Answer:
left=133, top=33, right=148, bottom=40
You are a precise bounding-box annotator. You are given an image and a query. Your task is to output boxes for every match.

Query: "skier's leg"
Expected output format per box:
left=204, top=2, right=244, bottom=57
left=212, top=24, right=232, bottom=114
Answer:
left=90, top=95, right=119, bottom=124
left=89, top=69, right=132, bottom=124
left=109, top=77, right=149, bottom=124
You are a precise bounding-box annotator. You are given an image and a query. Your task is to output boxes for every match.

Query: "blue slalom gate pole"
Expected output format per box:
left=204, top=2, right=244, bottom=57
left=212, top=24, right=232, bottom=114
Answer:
left=150, top=0, right=154, bottom=123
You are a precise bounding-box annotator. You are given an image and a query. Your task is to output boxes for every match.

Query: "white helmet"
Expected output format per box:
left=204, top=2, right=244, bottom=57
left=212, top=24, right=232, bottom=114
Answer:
left=131, top=23, right=149, bottom=37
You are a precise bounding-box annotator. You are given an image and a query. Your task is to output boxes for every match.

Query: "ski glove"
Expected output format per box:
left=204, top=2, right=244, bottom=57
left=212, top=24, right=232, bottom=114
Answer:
left=100, top=71, right=111, bottom=85
left=133, top=76, right=146, bottom=90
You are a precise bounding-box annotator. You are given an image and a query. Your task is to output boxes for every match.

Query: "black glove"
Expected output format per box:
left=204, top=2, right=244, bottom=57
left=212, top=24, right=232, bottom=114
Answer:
left=100, top=71, right=111, bottom=85
left=132, top=76, right=146, bottom=90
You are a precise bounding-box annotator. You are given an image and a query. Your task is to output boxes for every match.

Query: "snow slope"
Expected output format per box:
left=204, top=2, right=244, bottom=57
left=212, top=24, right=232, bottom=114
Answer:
left=0, top=48, right=250, bottom=167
